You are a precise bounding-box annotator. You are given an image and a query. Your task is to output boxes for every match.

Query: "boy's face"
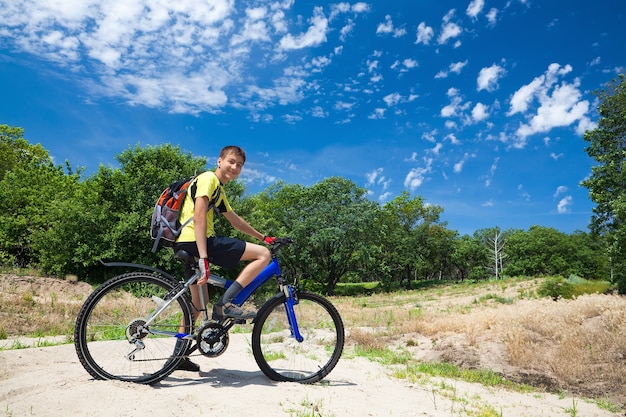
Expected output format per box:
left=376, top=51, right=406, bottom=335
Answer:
left=216, top=151, right=244, bottom=183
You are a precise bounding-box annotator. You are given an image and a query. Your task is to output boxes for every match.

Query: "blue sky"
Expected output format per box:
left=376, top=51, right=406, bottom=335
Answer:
left=1, top=0, right=624, bottom=236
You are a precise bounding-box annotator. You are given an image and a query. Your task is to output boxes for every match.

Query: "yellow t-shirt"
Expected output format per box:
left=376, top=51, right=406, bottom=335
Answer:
left=176, top=171, right=231, bottom=242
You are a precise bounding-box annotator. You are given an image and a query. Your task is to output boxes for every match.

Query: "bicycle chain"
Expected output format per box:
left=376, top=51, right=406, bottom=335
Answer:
left=128, top=351, right=203, bottom=362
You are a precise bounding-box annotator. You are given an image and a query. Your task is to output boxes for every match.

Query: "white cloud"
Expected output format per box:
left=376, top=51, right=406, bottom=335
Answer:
left=366, top=168, right=391, bottom=193
left=383, top=93, right=402, bottom=106
left=366, top=167, right=384, bottom=185
left=557, top=196, right=573, bottom=213
left=0, top=0, right=375, bottom=115
left=486, top=8, right=498, bottom=24
left=477, top=64, right=506, bottom=92
left=466, top=0, right=485, bottom=19
left=554, top=185, right=568, bottom=197
left=509, top=63, right=594, bottom=141
left=311, top=106, right=328, bottom=118
left=279, top=7, right=328, bottom=50
left=378, top=192, right=392, bottom=202
left=471, top=102, right=489, bottom=121
left=484, top=157, right=499, bottom=187
left=445, top=133, right=460, bottom=144
left=368, top=108, right=386, bottom=119
left=508, top=77, right=544, bottom=115
left=415, top=22, right=434, bottom=45
left=430, top=143, right=443, bottom=155
left=339, top=20, right=354, bottom=41
left=404, top=167, right=428, bottom=190
left=404, top=158, right=433, bottom=191
left=438, top=22, right=462, bottom=44
left=376, top=14, right=406, bottom=38
left=435, top=60, right=467, bottom=78
left=376, top=15, right=394, bottom=34
left=440, top=87, right=471, bottom=120
left=403, top=58, right=418, bottom=69
left=351, top=3, right=370, bottom=13
left=454, top=152, right=475, bottom=173
left=240, top=166, right=277, bottom=186
left=450, top=60, right=468, bottom=74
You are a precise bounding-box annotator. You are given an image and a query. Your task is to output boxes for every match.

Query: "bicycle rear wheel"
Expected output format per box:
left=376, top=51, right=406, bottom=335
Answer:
left=74, top=272, right=193, bottom=384
left=251, top=291, right=344, bottom=383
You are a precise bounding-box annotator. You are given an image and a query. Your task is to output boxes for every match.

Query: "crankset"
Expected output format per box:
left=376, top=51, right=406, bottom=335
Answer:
left=196, top=322, right=229, bottom=357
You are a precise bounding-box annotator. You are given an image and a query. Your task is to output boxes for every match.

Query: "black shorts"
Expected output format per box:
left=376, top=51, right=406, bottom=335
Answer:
left=174, top=236, right=246, bottom=270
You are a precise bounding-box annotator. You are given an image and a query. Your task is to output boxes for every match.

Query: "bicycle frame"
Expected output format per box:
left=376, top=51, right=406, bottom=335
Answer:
left=110, top=249, right=303, bottom=343
left=78, top=237, right=343, bottom=384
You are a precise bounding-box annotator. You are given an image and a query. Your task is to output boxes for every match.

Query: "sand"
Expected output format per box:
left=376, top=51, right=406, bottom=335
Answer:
left=0, top=335, right=619, bottom=417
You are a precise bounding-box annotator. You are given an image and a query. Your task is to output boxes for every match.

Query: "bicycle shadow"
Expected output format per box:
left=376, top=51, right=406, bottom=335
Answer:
left=158, top=368, right=275, bottom=388
left=156, top=368, right=356, bottom=389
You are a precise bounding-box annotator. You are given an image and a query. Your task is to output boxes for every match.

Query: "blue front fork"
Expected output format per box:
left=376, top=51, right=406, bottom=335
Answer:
left=284, top=286, right=304, bottom=342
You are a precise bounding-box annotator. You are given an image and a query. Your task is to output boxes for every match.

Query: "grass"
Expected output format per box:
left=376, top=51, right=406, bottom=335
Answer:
left=337, top=277, right=626, bottom=412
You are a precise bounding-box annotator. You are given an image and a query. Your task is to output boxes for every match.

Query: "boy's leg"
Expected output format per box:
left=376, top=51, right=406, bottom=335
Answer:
left=235, top=242, right=272, bottom=286
left=189, top=284, right=210, bottom=323
left=213, top=242, right=270, bottom=319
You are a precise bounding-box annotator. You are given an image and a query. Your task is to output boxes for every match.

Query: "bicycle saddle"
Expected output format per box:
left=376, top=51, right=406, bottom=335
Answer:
left=173, top=249, right=196, bottom=264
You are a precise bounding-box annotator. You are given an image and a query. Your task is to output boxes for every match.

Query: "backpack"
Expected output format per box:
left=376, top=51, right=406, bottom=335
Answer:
left=150, top=176, right=197, bottom=252
left=150, top=173, right=222, bottom=252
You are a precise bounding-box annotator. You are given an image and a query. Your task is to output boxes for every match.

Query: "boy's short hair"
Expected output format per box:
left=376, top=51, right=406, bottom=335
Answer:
left=220, top=145, right=246, bottom=164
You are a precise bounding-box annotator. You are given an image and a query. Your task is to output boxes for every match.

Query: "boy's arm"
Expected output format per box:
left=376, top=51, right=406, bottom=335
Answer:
left=223, top=210, right=264, bottom=241
left=194, top=196, right=209, bottom=258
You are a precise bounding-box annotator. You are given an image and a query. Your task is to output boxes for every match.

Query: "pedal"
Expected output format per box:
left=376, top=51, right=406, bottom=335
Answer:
left=234, top=318, right=247, bottom=324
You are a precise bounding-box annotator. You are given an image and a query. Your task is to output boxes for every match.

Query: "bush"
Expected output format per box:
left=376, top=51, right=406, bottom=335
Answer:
left=538, top=276, right=614, bottom=300
left=334, top=281, right=381, bottom=296
left=537, top=276, right=575, bottom=301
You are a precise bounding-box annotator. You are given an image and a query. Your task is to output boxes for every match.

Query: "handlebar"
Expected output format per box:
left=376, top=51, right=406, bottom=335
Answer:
left=270, top=237, right=294, bottom=255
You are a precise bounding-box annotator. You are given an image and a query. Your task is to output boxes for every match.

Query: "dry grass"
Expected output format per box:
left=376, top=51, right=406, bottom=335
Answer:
left=0, top=274, right=92, bottom=338
left=1, top=273, right=625, bottom=409
left=336, top=278, right=626, bottom=408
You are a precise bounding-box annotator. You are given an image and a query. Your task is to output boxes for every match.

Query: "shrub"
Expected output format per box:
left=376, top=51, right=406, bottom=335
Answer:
left=538, top=276, right=575, bottom=300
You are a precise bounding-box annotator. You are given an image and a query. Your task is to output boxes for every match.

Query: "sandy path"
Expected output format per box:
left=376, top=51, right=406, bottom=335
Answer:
left=0, top=334, right=619, bottom=417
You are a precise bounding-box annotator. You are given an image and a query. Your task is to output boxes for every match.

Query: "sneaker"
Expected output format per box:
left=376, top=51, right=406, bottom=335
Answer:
left=212, top=303, right=256, bottom=321
left=176, top=357, right=200, bottom=372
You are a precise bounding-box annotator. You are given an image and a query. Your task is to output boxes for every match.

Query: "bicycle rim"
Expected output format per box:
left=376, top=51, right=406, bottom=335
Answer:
left=251, top=291, right=344, bottom=383
left=74, top=272, right=193, bottom=384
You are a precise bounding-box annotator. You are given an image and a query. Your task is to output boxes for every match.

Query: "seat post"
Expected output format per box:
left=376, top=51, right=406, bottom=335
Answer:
left=197, top=283, right=211, bottom=325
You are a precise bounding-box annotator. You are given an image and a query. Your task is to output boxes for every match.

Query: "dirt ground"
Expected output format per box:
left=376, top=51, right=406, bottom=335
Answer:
left=1, top=274, right=624, bottom=416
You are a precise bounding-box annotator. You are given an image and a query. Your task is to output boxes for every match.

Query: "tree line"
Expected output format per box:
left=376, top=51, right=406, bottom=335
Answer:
left=1, top=75, right=624, bottom=294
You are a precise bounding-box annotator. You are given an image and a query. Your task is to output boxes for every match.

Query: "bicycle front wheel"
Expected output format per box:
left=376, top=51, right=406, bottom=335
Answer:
left=251, top=290, right=344, bottom=383
left=74, top=272, right=193, bottom=384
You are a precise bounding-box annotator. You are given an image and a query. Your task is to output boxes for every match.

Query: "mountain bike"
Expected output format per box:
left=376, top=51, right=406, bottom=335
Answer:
left=74, top=238, right=344, bottom=385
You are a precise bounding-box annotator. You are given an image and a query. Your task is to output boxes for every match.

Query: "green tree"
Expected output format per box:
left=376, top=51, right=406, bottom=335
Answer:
left=451, top=233, right=490, bottom=281
left=88, top=144, right=208, bottom=280
left=253, top=178, right=381, bottom=295
left=0, top=160, right=62, bottom=267
left=503, top=226, right=606, bottom=279
left=581, top=74, right=626, bottom=292
left=0, top=125, right=49, bottom=180
left=28, top=169, right=99, bottom=276
left=0, top=125, right=66, bottom=268
left=378, top=192, right=444, bottom=289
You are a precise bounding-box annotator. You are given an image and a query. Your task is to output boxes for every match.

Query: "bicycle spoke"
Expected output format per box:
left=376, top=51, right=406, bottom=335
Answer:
left=252, top=291, right=344, bottom=383
left=74, top=273, right=193, bottom=384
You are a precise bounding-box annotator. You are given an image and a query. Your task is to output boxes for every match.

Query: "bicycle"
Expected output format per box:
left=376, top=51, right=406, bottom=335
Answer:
left=74, top=237, right=344, bottom=385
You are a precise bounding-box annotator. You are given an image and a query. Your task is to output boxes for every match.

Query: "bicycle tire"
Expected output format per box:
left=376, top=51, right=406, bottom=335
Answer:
left=251, top=290, right=344, bottom=383
left=74, top=272, right=193, bottom=384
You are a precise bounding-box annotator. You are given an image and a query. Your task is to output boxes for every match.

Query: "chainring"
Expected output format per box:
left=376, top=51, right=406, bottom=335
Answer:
left=196, top=322, right=229, bottom=357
